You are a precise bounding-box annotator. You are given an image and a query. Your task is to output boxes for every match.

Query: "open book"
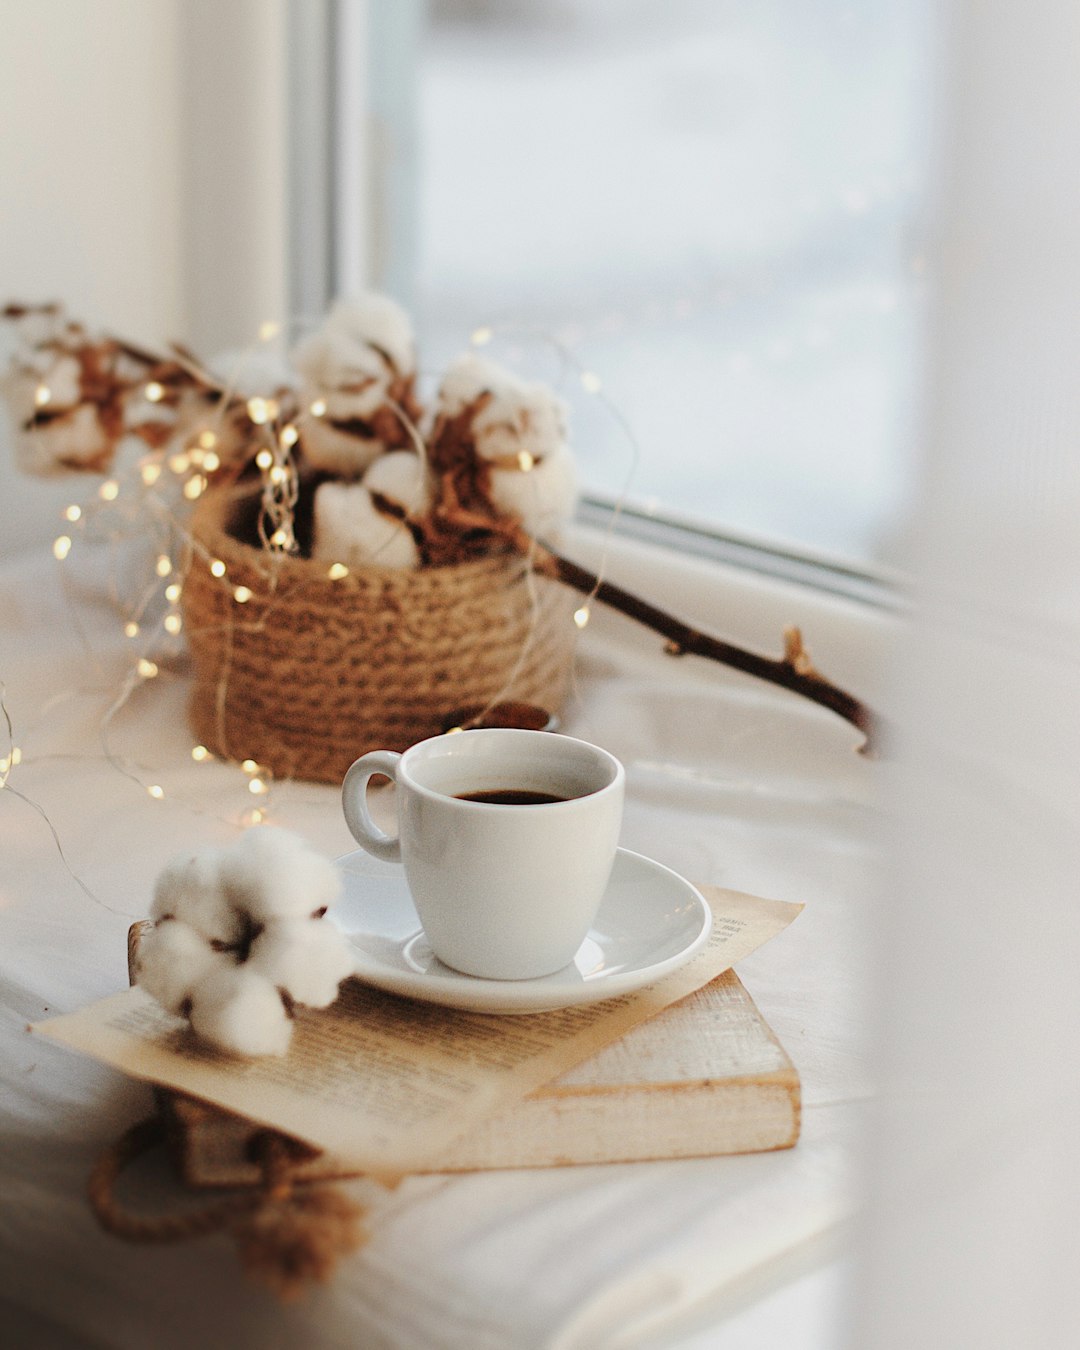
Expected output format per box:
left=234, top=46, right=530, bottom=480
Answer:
left=154, top=967, right=800, bottom=1188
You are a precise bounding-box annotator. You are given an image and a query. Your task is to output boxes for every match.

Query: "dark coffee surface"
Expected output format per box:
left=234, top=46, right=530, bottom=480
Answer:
left=455, top=788, right=569, bottom=806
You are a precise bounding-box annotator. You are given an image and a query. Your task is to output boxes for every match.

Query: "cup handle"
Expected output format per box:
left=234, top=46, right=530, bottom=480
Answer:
left=342, top=751, right=403, bottom=862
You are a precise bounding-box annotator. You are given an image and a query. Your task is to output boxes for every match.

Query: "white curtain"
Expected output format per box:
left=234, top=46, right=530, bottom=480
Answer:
left=851, top=2, right=1080, bottom=1345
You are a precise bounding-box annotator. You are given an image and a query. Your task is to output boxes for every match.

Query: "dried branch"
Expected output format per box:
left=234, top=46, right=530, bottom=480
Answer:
left=531, top=543, right=882, bottom=755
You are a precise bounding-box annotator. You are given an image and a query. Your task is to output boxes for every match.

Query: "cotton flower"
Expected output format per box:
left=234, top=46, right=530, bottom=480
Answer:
left=433, top=354, right=578, bottom=542
left=0, top=325, right=136, bottom=475
left=322, top=294, right=416, bottom=376
left=248, top=919, right=356, bottom=1009
left=220, top=826, right=342, bottom=923
left=1, top=341, right=114, bottom=475
left=312, top=480, right=421, bottom=570
left=134, top=917, right=231, bottom=1016
left=136, top=828, right=355, bottom=1057
left=151, top=846, right=240, bottom=945
left=362, top=450, right=430, bottom=517
left=36, top=353, right=82, bottom=408
left=4, top=399, right=112, bottom=476
left=188, top=964, right=294, bottom=1058
left=292, top=294, right=420, bottom=477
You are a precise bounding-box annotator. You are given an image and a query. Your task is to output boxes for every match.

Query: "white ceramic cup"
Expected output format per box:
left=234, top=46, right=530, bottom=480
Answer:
left=342, top=728, right=625, bottom=980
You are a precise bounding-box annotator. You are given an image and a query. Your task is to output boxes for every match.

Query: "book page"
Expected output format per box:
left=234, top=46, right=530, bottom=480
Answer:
left=34, top=887, right=799, bottom=1177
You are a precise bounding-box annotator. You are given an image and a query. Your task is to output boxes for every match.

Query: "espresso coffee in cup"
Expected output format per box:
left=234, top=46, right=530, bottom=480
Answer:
left=342, top=728, right=625, bottom=980
left=454, top=788, right=568, bottom=805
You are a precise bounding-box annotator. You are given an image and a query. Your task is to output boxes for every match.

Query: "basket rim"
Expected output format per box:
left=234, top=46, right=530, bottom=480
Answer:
left=188, top=479, right=525, bottom=590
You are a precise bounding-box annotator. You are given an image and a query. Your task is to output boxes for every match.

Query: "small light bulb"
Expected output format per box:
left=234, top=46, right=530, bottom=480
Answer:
left=327, top=562, right=349, bottom=580
left=309, top=399, right=327, bottom=417
left=191, top=744, right=211, bottom=762
left=246, top=807, right=267, bottom=826
left=247, top=396, right=278, bottom=425
left=183, top=475, right=206, bottom=500
left=168, top=452, right=191, bottom=475
left=34, top=384, right=51, bottom=407
left=124, top=621, right=140, bottom=638
left=573, top=606, right=591, bottom=629
left=255, top=449, right=274, bottom=471
left=241, top=759, right=259, bottom=774
left=248, top=776, right=269, bottom=796
left=63, top=504, right=82, bottom=522
left=137, top=658, right=159, bottom=679
left=147, top=784, right=165, bottom=800
left=53, top=535, right=72, bottom=561
left=141, top=462, right=163, bottom=486
left=269, top=465, right=288, bottom=486
left=270, top=529, right=289, bottom=548
left=198, top=430, right=218, bottom=449
left=280, top=423, right=299, bottom=448
left=99, top=480, right=120, bottom=501
left=209, top=559, right=227, bottom=579
left=471, top=326, right=493, bottom=346
left=164, top=613, right=182, bottom=635
left=165, top=583, right=182, bottom=603
left=580, top=371, right=603, bottom=395
left=144, top=381, right=165, bottom=403
left=233, top=585, right=252, bottom=604
left=155, top=555, right=172, bottom=577
left=517, top=450, right=535, bottom=471
left=202, top=451, right=221, bottom=472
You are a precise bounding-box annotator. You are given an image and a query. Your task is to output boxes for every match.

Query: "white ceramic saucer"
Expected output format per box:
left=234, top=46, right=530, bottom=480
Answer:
left=334, top=847, right=712, bottom=1015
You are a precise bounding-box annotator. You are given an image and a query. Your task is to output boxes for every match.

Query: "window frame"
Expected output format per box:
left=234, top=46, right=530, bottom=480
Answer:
left=289, top=0, right=903, bottom=617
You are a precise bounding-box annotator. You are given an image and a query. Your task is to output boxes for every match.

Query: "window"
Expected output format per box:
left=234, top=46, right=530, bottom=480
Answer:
left=373, top=0, right=932, bottom=575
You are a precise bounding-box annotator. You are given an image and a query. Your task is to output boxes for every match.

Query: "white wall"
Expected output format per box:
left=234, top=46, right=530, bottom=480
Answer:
left=0, top=0, right=290, bottom=558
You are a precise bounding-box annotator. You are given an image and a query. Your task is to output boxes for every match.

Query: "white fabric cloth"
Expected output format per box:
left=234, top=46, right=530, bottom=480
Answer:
left=0, top=528, right=886, bottom=1347
left=850, top=2, right=1080, bottom=1345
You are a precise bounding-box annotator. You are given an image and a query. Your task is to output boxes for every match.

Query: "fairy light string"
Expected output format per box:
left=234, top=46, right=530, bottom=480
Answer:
left=4, top=293, right=880, bottom=898
left=468, top=320, right=642, bottom=629
left=31, top=303, right=673, bottom=773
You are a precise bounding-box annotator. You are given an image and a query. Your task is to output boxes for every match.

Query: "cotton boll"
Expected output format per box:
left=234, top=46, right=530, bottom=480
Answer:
left=40, top=354, right=83, bottom=408
left=435, top=353, right=569, bottom=461
left=472, top=383, right=568, bottom=466
left=488, top=443, right=579, bottom=542
left=188, top=964, right=293, bottom=1057
left=362, top=450, right=429, bottom=517
left=249, top=918, right=355, bottom=1009
left=135, top=919, right=230, bottom=1016
left=151, top=847, right=240, bottom=945
left=297, top=417, right=386, bottom=479
left=292, top=296, right=418, bottom=476
left=312, top=480, right=421, bottom=569
left=436, top=353, right=504, bottom=416
left=293, top=329, right=391, bottom=422
left=221, top=826, right=342, bottom=923
left=322, top=294, right=416, bottom=379
left=10, top=404, right=112, bottom=476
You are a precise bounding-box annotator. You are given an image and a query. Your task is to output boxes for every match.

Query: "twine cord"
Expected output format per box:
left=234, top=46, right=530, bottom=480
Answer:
left=88, top=1114, right=367, bottom=1298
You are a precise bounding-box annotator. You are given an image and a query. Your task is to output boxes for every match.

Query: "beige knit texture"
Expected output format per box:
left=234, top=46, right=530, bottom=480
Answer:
left=181, top=486, right=577, bottom=782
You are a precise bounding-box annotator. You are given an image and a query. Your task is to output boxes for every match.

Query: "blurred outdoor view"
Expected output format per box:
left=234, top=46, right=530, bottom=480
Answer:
left=413, top=0, right=932, bottom=569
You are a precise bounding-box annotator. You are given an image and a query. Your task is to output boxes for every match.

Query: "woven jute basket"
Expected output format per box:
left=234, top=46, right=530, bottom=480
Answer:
left=181, top=484, right=578, bottom=783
